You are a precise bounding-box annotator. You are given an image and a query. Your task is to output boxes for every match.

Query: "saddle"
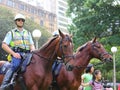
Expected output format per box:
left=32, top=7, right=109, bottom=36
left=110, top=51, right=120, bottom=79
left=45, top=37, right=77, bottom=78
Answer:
left=52, top=60, right=63, bottom=77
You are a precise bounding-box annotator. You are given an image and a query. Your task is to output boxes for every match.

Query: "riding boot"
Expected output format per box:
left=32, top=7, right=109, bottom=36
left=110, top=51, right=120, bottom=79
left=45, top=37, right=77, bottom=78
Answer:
left=0, top=69, right=14, bottom=90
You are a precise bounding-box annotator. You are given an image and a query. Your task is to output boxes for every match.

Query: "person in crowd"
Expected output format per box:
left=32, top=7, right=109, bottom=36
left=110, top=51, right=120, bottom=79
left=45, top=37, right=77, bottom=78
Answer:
left=80, top=64, right=94, bottom=90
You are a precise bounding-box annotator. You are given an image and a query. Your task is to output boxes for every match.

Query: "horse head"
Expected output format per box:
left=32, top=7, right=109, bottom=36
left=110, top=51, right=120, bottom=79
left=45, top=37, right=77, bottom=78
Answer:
left=65, top=37, right=112, bottom=71
left=89, top=37, right=113, bottom=62
left=55, top=29, right=74, bottom=63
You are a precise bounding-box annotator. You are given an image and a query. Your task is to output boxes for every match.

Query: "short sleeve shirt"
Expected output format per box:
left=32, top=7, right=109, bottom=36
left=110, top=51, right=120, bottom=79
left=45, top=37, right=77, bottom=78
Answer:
left=3, top=28, right=34, bottom=45
left=89, top=81, right=103, bottom=90
left=82, top=73, right=93, bottom=90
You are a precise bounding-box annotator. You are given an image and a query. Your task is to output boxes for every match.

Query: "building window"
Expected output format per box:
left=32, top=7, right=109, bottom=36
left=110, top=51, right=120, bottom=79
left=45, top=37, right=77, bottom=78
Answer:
left=58, top=22, right=67, bottom=27
left=58, top=11, right=64, bottom=16
left=48, top=14, right=55, bottom=22
left=34, top=9, right=37, bottom=14
left=7, top=0, right=15, bottom=7
left=19, top=4, right=25, bottom=10
left=49, top=23, right=54, bottom=32
left=58, top=17, right=68, bottom=23
left=28, top=7, right=31, bottom=13
left=38, top=10, right=44, bottom=17
left=30, top=8, right=34, bottom=14
left=58, top=1, right=67, bottom=7
left=58, top=6, right=65, bottom=11
left=40, top=20, right=44, bottom=26
left=63, top=0, right=67, bottom=2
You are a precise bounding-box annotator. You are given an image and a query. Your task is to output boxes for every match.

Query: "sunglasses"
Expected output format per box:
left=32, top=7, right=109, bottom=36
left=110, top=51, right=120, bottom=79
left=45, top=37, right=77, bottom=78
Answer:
left=16, top=19, right=25, bottom=22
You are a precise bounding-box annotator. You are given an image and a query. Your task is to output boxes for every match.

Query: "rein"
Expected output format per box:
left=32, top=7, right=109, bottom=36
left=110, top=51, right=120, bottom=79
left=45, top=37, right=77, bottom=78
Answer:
left=32, top=52, right=52, bottom=61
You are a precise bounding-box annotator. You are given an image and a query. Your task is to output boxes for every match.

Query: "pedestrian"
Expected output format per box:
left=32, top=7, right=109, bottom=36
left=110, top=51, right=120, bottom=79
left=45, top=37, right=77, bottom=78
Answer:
left=80, top=64, right=94, bottom=90
left=82, top=70, right=104, bottom=90
left=0, top=13, right=35, bottom=89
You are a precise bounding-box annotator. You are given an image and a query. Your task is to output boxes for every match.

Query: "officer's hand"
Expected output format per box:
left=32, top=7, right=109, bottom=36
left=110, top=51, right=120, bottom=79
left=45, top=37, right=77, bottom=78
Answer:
left=13, top=53, right=21, bottom=59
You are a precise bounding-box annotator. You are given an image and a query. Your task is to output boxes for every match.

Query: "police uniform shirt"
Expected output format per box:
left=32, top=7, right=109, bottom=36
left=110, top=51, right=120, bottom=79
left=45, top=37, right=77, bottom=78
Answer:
left=3, top=28, right=34, bottom=46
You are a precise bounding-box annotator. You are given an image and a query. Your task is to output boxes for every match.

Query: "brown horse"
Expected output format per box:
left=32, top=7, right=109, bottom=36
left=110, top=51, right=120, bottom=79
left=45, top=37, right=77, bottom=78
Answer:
left=0, top=30, right=74, bottom=90
left=52, top=37, right=113, bottom=90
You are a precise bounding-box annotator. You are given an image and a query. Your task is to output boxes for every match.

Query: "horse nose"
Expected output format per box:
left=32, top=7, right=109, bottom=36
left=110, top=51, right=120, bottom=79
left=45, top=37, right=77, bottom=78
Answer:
left=108, top=57, right=113, bottom=62
left=110, top=57, right=113, bottom=62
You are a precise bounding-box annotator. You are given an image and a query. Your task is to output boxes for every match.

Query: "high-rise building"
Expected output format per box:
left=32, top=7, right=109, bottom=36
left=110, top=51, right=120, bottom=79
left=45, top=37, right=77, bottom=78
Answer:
left=56, top=0, right=69, bottom=33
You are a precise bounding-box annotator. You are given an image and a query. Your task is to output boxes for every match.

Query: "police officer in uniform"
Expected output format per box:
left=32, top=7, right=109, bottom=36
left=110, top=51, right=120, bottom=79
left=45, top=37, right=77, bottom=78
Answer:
left=0, top=13, right=35, bottom=89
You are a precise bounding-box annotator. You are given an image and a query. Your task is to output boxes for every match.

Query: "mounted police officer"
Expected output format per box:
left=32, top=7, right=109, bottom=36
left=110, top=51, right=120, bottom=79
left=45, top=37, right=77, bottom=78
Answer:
left=0, top=13, right=35, bottom=90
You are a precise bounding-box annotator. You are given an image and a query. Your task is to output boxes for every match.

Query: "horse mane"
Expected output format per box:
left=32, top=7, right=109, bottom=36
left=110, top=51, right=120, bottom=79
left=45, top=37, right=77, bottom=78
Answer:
left=39, top=36, right=59, bottom=51
left=76, top=42, right=88, bottom=52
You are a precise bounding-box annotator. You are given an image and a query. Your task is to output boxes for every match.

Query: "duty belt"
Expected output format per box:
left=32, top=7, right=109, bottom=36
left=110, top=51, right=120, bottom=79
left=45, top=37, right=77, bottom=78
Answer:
left=12, top=47, right=30, bottom=53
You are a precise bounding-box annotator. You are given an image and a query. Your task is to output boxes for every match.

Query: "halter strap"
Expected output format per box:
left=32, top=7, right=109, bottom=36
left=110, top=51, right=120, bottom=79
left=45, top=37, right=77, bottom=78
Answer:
left=59, top=38, right=74, bottom=64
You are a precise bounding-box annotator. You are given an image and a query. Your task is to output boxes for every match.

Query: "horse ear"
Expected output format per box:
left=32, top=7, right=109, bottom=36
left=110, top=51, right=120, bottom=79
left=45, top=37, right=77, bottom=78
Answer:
left=58, top=29, right=65, bottom=38
left=92, top=37, right=97, bottom=43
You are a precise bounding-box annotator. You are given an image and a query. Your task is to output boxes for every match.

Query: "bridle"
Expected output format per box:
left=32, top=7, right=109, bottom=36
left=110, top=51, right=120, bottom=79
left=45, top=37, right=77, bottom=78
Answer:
left=57, top=36, right=74, bottom=64
left=91, top=43, right=110, bottom=62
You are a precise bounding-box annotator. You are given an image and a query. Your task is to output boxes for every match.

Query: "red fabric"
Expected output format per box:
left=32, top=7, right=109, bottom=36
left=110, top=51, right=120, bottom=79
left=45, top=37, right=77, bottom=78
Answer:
left=118, top=84, right=120, bottom=90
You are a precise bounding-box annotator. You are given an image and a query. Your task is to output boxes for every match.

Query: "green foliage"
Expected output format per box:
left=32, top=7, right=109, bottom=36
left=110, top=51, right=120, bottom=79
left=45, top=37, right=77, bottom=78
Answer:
left=67, top=0, right=120, bottom=82
left=67, top=0, right=120, bottom=48
left=0, top=6, right=51, bottom=60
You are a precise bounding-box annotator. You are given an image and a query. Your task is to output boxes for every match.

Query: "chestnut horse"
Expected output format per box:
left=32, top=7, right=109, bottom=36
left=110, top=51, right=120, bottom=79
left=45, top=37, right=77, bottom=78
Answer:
left=52, top=37, right=113, bottom=90
left=0, top=30, right=74, bottom=90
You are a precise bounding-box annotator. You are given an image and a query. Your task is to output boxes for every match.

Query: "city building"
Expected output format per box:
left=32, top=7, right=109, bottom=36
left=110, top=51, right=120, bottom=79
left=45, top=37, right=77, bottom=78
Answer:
left=19, top=0, right=70, bottom=33
left=0, top=0, right=57, bottom=33
left=56, top=0, right=69, bottom=33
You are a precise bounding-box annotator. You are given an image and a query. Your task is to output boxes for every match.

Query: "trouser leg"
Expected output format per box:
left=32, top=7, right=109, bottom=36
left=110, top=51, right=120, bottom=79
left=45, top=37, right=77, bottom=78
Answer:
left=0, top=68, right=14, bottom=90
left=0, top=56, right=21, bottom=90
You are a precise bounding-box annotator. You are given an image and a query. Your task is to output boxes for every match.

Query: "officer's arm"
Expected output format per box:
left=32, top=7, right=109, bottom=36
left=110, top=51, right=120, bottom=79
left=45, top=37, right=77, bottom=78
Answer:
left=30, top=44, right=35, bottom=51
left=2, top=42, right=15, bottom=56
left=2, top=42, right=21, bottom=59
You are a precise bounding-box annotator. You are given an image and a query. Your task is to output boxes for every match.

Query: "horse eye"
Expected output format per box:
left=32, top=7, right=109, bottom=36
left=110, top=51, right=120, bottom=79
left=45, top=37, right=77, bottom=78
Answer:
left=64, top=45, right=67, bottom=48
left=95, top=45, right=100, bottom=48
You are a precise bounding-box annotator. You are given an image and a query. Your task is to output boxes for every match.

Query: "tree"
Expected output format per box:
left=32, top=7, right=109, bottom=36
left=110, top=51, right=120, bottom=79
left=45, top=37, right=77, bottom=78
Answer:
left=67, top=0, right=120, bottom=48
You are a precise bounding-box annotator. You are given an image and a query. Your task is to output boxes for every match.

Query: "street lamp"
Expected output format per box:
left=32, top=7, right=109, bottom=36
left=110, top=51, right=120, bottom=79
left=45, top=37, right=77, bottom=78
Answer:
left=32, top=29, right=41, bottom=49
left=111, top=46, right=117, bottom=90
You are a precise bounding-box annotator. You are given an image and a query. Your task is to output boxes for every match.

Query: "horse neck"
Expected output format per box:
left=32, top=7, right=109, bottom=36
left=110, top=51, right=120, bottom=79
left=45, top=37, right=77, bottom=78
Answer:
left=36, top=38, right=60, bottom=70
left=72, top=46, right=93, bottom=80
